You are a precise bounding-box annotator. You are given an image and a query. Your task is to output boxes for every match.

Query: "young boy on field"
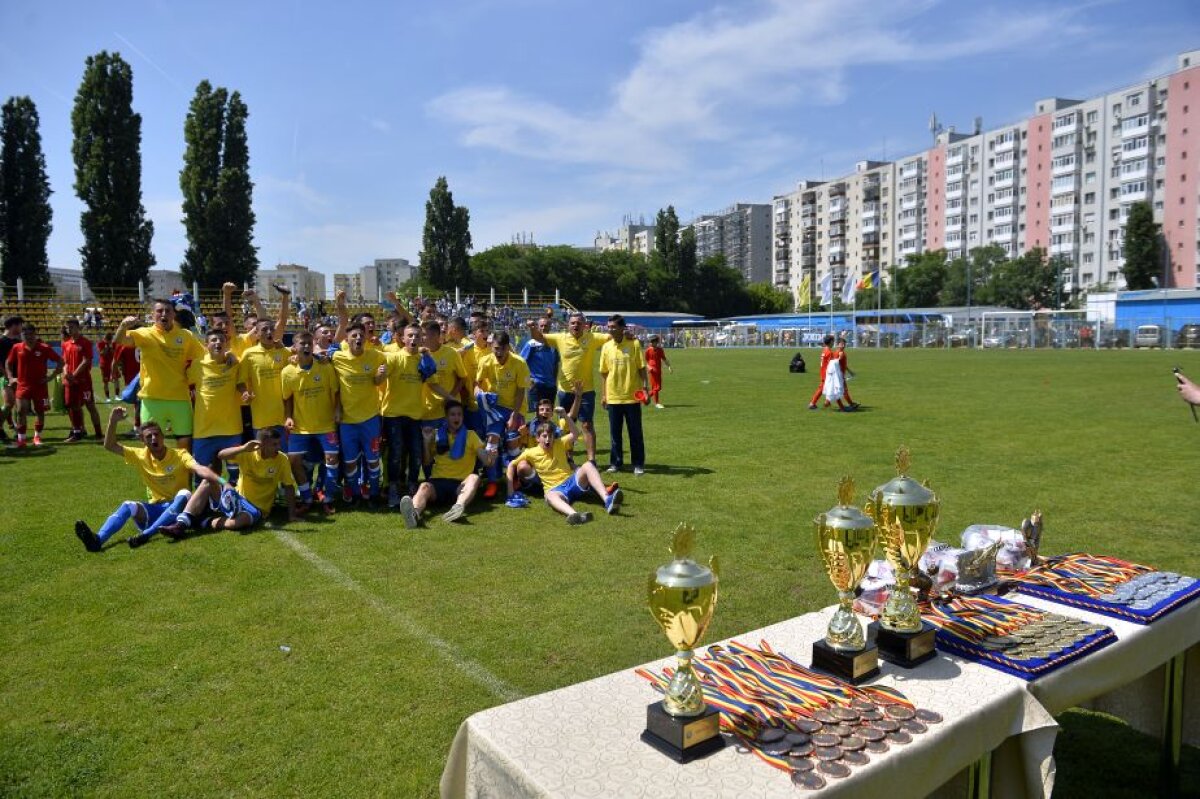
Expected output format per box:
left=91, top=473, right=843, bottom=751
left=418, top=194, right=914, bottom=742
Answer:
left=644, top=334, right=672, bottom=409
left=399, top=400, right=495, bottom=528
left=505, top=415, right=622, bottom=525
left=97, top=332, right=117, bottom=402
left=61, top=318, right=104, bottom=442
left=4, top=323, right=62, bottom=447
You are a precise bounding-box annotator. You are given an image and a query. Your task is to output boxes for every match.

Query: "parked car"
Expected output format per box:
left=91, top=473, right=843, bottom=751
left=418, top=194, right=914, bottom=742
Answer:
left=1100, top=329, right=1131, bottom=349
left=1134, top=324, right=1164, bottom=349
left=1175, top=324, right=1200, bottom=349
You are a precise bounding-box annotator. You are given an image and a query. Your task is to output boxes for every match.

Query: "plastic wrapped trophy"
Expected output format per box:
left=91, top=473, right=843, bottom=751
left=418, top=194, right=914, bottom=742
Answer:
left=812, top=476, right=880, bottom=683
left=642, top=523, right=724, bottom=763
left=865, top=446, right=941, bottom=667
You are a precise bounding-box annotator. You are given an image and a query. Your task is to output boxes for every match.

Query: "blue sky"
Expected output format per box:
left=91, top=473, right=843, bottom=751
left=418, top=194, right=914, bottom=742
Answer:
left=1, top=0, right=1197, bottom=284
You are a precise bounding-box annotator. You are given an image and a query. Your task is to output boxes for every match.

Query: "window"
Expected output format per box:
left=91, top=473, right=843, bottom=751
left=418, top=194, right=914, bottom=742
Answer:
left=1052, top=175, right=1076, bottom=191
left=1121, top=114, right=1149, bottom=131
left=1120, top=180, right=1147, bottom=196
left=1121, top=157, right=1148, bottom=175
left=1053, top=113, right=1077, bottom=129
left=1122, top=135, right=1149, bottom=152
left=1127, top=94, right=1141, bottom=107
left=1052, top=133, right=1077, bottom=149
left=1052, top=154, right=1076, bottom=169
left=1086, top=110, right=1098, bottom=123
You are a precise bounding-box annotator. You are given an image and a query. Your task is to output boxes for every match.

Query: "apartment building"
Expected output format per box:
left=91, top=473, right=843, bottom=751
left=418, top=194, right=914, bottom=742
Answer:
left=594, top=222, right=657, bottom=256
left=332, top=258, right=416, bottom=302
left=256, top=263, right=326, bottom=300
left=775, top=48, right=1200, bottom=304
left=689, top=203, right=773, bottom=284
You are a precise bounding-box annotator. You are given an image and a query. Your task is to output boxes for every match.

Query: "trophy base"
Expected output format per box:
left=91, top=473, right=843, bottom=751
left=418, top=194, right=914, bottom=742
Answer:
left=811, top=639, right=880, bottom=684
left=870, top=620, right=938, bottom=668
left=642, top=702, right=725, bottom=763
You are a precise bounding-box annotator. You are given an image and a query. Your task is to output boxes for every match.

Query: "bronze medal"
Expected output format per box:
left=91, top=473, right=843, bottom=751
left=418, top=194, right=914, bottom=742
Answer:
left=842, top=749, right=870, bottom=766
left=818, top=760, right=851, bottom=779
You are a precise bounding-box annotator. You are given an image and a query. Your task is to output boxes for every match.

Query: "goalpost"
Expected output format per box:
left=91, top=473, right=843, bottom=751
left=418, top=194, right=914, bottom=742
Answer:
left=978, top=309, right=1095, bottom=349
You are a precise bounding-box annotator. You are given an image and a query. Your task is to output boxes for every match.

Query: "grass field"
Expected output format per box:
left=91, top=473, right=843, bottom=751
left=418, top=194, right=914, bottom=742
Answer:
left=2, top=347, right=1199, bottom=797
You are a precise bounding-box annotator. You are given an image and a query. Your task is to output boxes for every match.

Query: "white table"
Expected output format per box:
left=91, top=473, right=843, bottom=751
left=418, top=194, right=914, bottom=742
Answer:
left=441, top=608, right=1058, bottom=799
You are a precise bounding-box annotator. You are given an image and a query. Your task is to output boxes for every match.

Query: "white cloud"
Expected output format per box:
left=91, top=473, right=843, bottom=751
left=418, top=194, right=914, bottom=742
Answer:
left=256, top=173, right=332, bottom=214
left=429, top=0, right=1085, bottom=175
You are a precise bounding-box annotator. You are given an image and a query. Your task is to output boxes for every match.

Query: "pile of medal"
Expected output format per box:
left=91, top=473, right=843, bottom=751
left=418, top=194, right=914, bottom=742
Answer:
left=747, top=701, right=943, bottom=790
left=969, top=610, right=1109, bottom=663
left=1091, top=571, right=1197, bottom=611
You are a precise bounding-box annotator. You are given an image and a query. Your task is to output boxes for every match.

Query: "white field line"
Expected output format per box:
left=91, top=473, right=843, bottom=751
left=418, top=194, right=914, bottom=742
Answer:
left=273, top=530, right=524, bottom=703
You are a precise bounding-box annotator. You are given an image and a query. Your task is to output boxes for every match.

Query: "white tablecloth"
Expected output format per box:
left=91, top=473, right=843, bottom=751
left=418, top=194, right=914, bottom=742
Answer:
left=441, top=607, right=1058, bottom=799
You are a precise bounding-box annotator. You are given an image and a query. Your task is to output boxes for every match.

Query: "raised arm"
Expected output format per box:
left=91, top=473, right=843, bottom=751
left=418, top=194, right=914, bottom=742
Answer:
left=333, top=290, right=348, bottom=343
left=222, top=282, right=237, bottom=322
left=103, top=406, right=128, bottom=455
left=113, top=316, right=139, bottom=346
left=273, top=284, right=290, bottom=340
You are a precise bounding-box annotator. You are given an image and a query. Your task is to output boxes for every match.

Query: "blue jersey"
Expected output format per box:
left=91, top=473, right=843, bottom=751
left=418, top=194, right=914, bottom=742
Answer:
left=519, top=338, right=559, bottom=389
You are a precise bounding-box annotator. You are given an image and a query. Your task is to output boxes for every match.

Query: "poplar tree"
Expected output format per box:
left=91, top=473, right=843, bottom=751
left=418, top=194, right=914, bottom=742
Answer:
left=419, top=176, right=472, bottom=291
left=71, top=51, right=154, bottom=288
left=1121, top=201, right=1161, bottom=290
left=0, top=96, right=53, bottom=287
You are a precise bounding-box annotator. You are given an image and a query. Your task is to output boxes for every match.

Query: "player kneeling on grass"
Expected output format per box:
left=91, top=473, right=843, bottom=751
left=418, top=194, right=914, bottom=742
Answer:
left=505, top=419, right=622, bottom=526
left=74, top=407, right=224, bottom=551
left=197, top=429, right=300, bottom=532
left=399, top=400, right=495, bottom=528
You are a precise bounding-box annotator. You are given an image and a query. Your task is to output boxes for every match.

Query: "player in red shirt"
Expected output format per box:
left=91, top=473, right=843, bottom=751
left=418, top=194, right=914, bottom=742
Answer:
left=4, top=323, right=62, bottom=447
left=97, top=332, right=117, bottom=401
left=644, top=335, right=673, bottom=409
left=61, top=319, right=104, bottom=442
left=835, top=337, right=859, bottom=410
left=808, top=335, right=837, bottom=410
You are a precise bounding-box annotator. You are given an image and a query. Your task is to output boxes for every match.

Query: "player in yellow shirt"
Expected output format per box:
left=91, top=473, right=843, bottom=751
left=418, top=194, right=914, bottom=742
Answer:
left=419, top=319, right=467, bottom=428
left=113, top=299, right=206, bottom=449
left=282, top=330, right=341, bottom=515
left=187, top=329, right=245, bottom=483
left=332, top=323, right=388, bottom=505
left=236, top=319, right=290, bottom=441
left=505, top=411, right=621, bottom=525
left=599, top=314, right=648, bottom=476
left=474, top=331, right=530, bottom=491
left=399, top=400, right=495, bottom=528
left=170, top=429, right=299, bottom=531
left=526, top=312, right=610, bottom=465
left=382, top=323, right=435, bottom=506
left=73, top=406, right=224, bottom=551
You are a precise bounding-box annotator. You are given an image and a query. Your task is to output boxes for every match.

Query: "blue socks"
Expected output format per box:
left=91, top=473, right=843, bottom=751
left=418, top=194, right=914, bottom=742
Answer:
left=96, top=502, right=135, bottom=544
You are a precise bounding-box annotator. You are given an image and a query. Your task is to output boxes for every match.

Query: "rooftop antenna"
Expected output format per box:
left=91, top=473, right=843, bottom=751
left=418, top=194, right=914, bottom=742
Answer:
left=928, top=112, right=942, bottom=143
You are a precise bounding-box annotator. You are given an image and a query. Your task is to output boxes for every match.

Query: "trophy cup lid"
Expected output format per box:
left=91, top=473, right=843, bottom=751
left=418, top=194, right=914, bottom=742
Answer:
left=872, top=446, right=936, bottom=508
left=655, top=524, right=717, bottom=589
left=823, top=477, right=875, bottom=530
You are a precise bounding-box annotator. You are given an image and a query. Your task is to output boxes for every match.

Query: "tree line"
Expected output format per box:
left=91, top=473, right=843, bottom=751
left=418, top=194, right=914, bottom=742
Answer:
left=0, top=51, right=257, bottom=292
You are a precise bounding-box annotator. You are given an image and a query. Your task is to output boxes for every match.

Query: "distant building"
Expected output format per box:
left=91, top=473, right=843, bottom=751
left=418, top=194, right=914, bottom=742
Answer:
left=333, top=272, right=364, bottom=302
left=595, top=219, right=656, bottom=256
left=256, top=263, right=326, bottom=300
left=333, top=258, right=416, bottom=302
left=687, top=203, right=773, bottom=284
left=46, top=268, right=93, bottom=300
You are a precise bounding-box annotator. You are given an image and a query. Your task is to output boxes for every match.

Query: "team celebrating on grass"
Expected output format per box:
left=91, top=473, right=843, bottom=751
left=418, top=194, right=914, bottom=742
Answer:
left=4, top=285, right=664, bottom=552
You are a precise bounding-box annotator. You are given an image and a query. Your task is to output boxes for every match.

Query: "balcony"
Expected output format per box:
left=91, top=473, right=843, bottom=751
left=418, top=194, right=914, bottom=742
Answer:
left=1051, top=180, right=1077, bottom=197
left=1121, top=119, right=1150, bottom=139
left=1050, top=240, right=1076, bottom=256
left=830, top=224, right=845, bottom=238
left=993, top=175, right=1014, bottom=190
left=1053, top=117, right=1078, bottom=135
left=900, top=162, right=922, bottom=179
left=992, top=229, right=1014, bottom=243
left=829, top=240, right=845, bottom=254
left=946, top=187, right=963, bottom=201
left=1051, top=217, right=1076, bottom=235
left=862, top=220, right=879, bottom=235
left=994, top=138, right=1015, bottom=154
left=1122, top=141, right=1150, bottom=161
left=862, top=231, right=880, bottom=245
left=901, top=196, right=919, bottom=211
left=828, top=252, right=846, bottom=265
left=801, top=243, right=815, bottom=256
left=828, top=183, right=847, bottom=197
left=1052, top=160, right=1077, bottom=177
left=862, top=202, right=879, bottom=218
left=801, top=255, right=816, bottom=268
left=946, top=152, right=965, bottom=168
left=901, top=228, right=919, bottom=242
left=1120, top=165, right=1149, bottom=182
left=829, top=210, right=846, bottom=223
left=1120, top=185, right=1148, bottom=203
left=899, top=240, right=920, bottom=254
left=800, top=214, right=817, bottom=228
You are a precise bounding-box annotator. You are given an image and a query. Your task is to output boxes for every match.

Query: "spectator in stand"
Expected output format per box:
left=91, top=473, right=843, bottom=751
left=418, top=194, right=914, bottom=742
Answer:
left=520, top=315, right=559, bottom=413
left=61, top=319, right=104, bottom=442
left=5, top=322, right=62, bottom=447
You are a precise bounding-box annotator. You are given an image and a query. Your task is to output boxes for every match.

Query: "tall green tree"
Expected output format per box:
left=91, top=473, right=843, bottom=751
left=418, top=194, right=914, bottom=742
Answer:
left=990, top=247, right=1057, bottom=310
left=1121, top=201, right=1161, bottom=290
left=419, top=176, right=472, bottom=291
left=71, top=51, right=155, bottom=288
left=896, top=250, right=947, bottom=307
left=0, top=96, right=53, bottom=288
left=214, top=91, right=257, bottom=286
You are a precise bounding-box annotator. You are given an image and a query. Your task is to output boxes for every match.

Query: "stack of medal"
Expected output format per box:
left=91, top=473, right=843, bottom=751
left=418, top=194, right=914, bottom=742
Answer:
left=1012, top=554, right=1200, bottom=624
left=921, top=595, right=1115, bottom=679
left=637, top=640, right=944, bottom=791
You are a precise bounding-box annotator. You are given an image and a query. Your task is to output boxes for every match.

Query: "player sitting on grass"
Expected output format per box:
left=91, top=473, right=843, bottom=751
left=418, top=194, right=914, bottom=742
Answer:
left=507, top=385, right=583, bottom=500
left=505, top=416, right=622, bottom=526
left=399, top=400, right=495, bottom=528
left=73, top=407, right=224, bottom=551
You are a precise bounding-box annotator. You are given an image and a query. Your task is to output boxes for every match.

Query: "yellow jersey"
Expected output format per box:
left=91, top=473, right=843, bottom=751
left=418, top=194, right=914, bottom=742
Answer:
left=381, top=348, right=426, bottom=419
left=475, top=351, right=530, bottom=411
left=422, top=344, right=467, bottom=421
left=237, top=344, right=289, bottom=429
left=458, top=340, right=492, bottom=409
left=127, top=324, right=205, bottom=401
left=600, top=337, right=646, bottom=404
left=230, top=331, right=256, bottom=359
left=186, top=353, right=243, bottom=438
left=544, top=330, right=609, bottom=393
left=517, top=438, right=573, bottom=490
left=332, top=347, right=385, bottom=424
left=123, top=445, right=197, bottom=503
left=430, top=429, right=484, bottom=481
left=280, top=360, right=338, bottom=434
left=234, top=449, right=296, bottom=512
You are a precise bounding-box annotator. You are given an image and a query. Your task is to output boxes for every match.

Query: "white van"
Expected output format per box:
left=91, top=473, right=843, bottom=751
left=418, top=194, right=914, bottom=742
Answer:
left=1134, top=324, right=1164, bottom=349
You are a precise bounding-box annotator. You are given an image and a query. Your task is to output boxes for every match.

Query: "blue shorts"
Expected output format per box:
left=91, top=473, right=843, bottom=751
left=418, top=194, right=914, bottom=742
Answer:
left=549, top=472, right=588, bottom=503
left=134, top=501, right=172, bottom=531
left=288, top=431, right=340, bottom=460
left=557, top=390, right=596, bottom=423
left=212, top=491, right=264, bottom=526
left=339, top=416, right=382, bottom=464
left=429, top=477, right=462, bottom=505
left=193, top=434, right=243, bottom=469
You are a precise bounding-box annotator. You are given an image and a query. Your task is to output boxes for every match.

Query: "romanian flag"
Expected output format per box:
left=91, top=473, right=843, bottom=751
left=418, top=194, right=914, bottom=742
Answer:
left=857, top=270, right=881, bottom=291
left=794, top=275, right=811, bottom=310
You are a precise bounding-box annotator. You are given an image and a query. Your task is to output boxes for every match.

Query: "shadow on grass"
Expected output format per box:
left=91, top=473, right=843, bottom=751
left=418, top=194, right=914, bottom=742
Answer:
left=639, top=464, right=714, bottom=478
left=0, top=444, right=57, bottom=457
left=1053, top=707, right=1200, bottom=798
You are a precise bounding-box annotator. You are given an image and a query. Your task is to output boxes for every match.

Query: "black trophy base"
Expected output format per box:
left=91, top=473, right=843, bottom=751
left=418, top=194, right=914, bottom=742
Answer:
left=869, top=620, right=938, bottom=668
left=642, top=702, right=725, bottom=763
left=811, top=638, right=881, bottom=684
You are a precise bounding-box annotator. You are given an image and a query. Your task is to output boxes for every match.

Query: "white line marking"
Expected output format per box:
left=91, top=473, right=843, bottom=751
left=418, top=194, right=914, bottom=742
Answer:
left=273, top=530, right=524, bottom=703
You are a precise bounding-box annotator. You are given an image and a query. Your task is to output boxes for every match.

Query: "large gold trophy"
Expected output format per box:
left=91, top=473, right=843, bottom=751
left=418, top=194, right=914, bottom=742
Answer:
left=812, top=476, right=880, bottom=683
left=642, top=524, right=725, bottom=763
left=865, top=446, right=940, bottom=667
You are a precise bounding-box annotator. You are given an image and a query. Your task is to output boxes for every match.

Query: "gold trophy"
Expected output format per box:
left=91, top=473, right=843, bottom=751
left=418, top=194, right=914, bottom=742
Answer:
left=865, top=446, right=941, bottom=667
left=642, top=523, right=725, bottom=763
left=812, top=476, right=880, bottom=683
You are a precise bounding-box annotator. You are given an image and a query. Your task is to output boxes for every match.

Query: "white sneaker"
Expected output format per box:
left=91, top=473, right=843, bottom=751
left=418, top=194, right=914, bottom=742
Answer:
left=605, top=465, right=619, bottom=474
left=633, top=467, right=645, bottom=476
left=399, top=496, right=418, bottom=529
left=442, top=503, right=466, bottom=523
left=567, top=511, right=593, bottom=525
left=655, top=403, right=665, bottom=409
